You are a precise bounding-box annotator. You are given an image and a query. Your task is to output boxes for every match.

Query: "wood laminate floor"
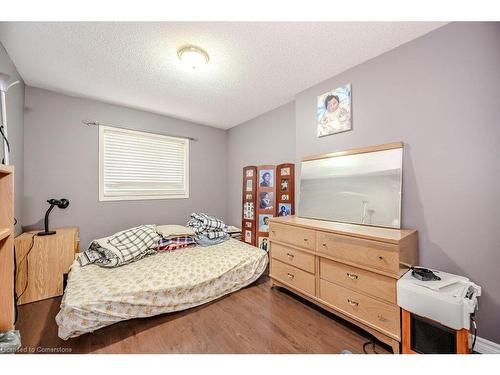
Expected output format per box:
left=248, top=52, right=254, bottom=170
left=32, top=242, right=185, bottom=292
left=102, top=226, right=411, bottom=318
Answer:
left=15, top=275, right=390, bottom=354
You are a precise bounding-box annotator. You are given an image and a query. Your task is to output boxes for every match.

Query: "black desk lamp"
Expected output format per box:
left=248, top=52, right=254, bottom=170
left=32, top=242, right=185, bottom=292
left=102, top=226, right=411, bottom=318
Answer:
left=37, top=198, right=70, bottom=236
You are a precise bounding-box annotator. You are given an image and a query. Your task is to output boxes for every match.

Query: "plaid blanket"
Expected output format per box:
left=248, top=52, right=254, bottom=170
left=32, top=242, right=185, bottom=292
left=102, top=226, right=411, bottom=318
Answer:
left=187, top=213, right=227, bottom=237
left=108, top=225, right=159, bottom=255
left=158, top=236, right=196, bottom=251
left=187, top=213, right=227, bottom=233
left=77, top=225, right=160, bottom=268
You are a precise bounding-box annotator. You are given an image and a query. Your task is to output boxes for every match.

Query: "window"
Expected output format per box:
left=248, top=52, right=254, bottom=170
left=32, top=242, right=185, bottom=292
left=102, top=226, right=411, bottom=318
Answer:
left=99, top=126, right=189, bottom=201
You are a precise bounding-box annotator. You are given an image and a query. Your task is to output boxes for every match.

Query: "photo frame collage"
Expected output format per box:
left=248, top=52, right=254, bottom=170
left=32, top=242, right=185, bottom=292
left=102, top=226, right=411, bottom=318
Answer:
left=241, top=163, right=295, bottom=252
left=241, top=166, right=257, bottom=246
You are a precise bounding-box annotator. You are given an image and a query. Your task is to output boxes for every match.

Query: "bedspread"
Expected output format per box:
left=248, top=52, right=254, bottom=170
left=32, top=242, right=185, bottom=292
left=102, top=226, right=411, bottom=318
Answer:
left=56, top=238, right=268, bottom=339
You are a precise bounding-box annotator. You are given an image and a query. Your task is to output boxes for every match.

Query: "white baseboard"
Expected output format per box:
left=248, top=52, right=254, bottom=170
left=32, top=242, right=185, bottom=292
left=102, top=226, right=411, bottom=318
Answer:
left=474, top=336, right=500, bottom=354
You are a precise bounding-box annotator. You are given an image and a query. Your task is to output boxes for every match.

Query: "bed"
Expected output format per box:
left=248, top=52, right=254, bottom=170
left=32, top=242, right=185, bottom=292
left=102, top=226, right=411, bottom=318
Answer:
left=56, top=238, right=268, bottom=340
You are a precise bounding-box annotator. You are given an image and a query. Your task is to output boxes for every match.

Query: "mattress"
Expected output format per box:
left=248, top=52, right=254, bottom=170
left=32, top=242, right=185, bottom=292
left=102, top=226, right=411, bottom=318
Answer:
left=56, top=238, right=268, bottom=340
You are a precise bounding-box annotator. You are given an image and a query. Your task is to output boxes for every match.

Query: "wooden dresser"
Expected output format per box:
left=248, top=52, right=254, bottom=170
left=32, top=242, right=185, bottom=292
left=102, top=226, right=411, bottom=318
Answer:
left=268, top=216, right=418, bottom=353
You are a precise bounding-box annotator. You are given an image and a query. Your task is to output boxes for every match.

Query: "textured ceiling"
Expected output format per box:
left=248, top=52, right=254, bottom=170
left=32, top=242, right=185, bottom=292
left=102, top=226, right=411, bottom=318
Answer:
left=0, top=22, right=445, bottom=129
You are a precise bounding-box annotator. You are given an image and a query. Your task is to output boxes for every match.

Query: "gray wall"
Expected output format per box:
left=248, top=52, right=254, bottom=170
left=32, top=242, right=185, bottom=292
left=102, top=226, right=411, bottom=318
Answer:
left=294, top=22, right=500, bottom=343
left=227, top=22, right=500, bottom=343
left=24, top=87, right=227, bottom=248
left=0, top=42, right=24, bottom=235
left=226, top=102, right=296, bottom=226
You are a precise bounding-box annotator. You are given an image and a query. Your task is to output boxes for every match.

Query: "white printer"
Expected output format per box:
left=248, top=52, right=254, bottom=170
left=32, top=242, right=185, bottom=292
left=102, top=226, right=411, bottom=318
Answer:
left=397, top=267, right=481, bottom=330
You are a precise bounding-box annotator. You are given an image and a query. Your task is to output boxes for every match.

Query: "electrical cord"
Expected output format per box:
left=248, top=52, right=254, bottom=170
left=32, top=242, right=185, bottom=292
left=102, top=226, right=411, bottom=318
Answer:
left=362, top=338, right=382, bottom=354
left=0, top=124, right=10, bottom=152
left=15, top=233, right=37, bottom=306
left=0, top=123, right=10, bottom=165
left=12, top=219, right=19, bottom=323
left=470, top=315, right=478, bottom=353
left=13, top=244, right=18, bottom=324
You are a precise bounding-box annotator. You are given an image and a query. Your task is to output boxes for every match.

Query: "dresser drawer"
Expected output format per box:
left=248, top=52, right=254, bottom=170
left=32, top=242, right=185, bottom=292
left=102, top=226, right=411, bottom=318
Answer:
left=271, top=259, right=315, bottom=296
left=320, top=258, right=396, bottom=304
left=317, top=232, right=399, bottom=275
left=319, top=279, right=400, bottom=338
left=269, top=223, right=316, bottom=251
left=271, top=242, right=315, bottom=273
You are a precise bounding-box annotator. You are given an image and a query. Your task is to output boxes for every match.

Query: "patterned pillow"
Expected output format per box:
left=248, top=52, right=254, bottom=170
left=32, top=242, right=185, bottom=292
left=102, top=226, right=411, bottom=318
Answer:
left=156, top=224, right=196, bottom=239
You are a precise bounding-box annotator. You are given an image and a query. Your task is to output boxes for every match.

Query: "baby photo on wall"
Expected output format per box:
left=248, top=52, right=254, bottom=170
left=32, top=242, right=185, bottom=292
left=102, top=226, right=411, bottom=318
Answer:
left=278, top=203, right=292, bottom=217
left=258, top=214, right=273, bottom=232
left=259, top=169, right=274, bottom=187
left=259, top=192, right=274, bottom=210
left=317, top=83, right=352, bottom=137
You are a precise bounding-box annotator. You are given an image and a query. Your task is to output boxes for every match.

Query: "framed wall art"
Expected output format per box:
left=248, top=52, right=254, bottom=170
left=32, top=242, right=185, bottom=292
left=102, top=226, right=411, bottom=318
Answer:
left=317, top=83, right=352, bottom=137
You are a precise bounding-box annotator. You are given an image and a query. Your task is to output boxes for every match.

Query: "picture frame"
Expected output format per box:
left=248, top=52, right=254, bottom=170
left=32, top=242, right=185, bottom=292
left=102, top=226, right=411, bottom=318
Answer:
left=317, top=83, right=352, bottom=137
left=280, top=179, right=289, bottom=191
left=258, top=214, right=272, bottom=232
left=246, top=179, right=253, bottom=192
left=258, top=236, right=269, bottom=251
left=243, top=202, right=254, bottom=220
left=259, top=192, right=274, bottom=210
left=245, top=230, right=252, bottom=243
left=259, top=169, right=274, bottom=188
left=277, top=203, right=292, bottom=217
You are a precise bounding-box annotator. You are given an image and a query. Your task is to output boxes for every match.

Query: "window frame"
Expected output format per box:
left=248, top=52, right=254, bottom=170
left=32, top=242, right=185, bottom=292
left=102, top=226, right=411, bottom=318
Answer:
left=98, top=125, right=190, bottom=202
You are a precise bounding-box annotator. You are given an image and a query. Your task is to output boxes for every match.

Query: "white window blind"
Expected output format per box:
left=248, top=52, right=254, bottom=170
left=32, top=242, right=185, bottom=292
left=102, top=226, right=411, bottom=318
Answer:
left=99, top=125, right=189, bottom=201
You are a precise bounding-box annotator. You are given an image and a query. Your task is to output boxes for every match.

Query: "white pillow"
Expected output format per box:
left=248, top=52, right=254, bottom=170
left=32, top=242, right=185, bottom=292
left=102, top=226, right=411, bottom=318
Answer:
left=156, top=224, right=196, bottom=238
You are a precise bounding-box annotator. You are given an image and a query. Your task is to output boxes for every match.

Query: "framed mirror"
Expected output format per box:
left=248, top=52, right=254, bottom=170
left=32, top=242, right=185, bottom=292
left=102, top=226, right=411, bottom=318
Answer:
left=298, top=143, right=403, bottom=228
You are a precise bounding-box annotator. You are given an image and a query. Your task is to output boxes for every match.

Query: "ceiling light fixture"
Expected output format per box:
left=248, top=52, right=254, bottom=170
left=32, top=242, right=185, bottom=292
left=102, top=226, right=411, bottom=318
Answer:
left=177, top=46, right=209, bottom=69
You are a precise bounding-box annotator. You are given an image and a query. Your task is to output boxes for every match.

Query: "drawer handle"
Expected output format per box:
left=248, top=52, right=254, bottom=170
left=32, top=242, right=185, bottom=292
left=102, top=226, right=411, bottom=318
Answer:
left=377, top=314, right=388, bottom=322
left=303, top=238, right=309, bottom=242
left=287, top=273, right=295, bottom=279
left=286, top=253, right=294, bottom=259
left=378, top=256, right=384, bottom=260
left=321, top=243, right=327, bottom=247
left=347, top=299, right=359, bottom=307
left=346, top=272, right=358, bottom=280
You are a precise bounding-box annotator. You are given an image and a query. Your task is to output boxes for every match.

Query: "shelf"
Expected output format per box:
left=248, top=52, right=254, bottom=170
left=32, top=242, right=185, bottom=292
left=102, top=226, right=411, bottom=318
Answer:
left=0, top=165, right=14, bottom=175
left=0, top=227, right=11, bottom=241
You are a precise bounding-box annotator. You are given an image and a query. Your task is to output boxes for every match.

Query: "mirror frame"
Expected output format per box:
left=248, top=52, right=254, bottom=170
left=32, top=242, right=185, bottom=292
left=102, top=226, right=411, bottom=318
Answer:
left=299, top=141, right=404, bottom=228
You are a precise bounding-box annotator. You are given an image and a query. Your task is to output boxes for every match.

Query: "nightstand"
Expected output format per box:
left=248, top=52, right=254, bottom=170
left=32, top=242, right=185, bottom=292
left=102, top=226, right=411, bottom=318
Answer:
left=14, top=227, right=79, bottom=305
